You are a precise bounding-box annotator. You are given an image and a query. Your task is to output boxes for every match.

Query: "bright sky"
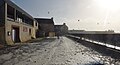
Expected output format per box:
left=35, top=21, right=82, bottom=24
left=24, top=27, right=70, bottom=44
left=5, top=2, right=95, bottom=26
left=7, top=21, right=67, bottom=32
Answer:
left=11, top=0, right=120, bottom=32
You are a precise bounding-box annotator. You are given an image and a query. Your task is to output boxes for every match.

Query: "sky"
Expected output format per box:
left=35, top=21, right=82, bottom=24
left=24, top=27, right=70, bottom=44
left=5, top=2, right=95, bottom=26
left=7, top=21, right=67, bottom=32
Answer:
left=11, top=0, right=120, bottom=32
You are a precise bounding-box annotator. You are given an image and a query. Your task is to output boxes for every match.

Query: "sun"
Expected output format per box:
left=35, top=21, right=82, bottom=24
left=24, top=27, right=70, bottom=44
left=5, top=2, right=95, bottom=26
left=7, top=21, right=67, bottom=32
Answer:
left=95, top=0, right=120, bottom=11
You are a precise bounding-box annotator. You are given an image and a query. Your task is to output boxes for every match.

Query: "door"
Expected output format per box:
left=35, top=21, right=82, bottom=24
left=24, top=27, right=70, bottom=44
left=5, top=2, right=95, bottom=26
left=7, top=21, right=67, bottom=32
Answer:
left=12, top=27, right=20, bottom=43
left=12, top=29, right=15, bottom=42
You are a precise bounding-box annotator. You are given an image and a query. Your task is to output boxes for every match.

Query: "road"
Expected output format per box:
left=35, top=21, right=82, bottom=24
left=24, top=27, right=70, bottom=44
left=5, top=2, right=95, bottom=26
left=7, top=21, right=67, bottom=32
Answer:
left=0, top=37, right=119, bottom=65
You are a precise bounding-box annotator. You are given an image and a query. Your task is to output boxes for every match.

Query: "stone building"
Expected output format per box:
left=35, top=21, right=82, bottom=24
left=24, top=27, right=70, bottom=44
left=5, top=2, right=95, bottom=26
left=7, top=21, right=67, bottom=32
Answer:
left=0, top=0, right=38, bottom=45
left=54, top=23, right=68, bottom=36
left=35, top=18, right=55, bottom=37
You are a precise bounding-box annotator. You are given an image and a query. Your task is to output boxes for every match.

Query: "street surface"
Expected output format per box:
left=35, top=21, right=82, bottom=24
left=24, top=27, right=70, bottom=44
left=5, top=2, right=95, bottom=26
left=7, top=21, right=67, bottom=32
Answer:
left=0, top=37, right=119, bottom=65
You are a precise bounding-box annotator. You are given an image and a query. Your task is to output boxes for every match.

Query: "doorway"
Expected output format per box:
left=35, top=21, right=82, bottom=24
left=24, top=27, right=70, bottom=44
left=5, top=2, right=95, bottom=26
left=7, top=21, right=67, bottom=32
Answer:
left=12, top=27, right=20, bottom=43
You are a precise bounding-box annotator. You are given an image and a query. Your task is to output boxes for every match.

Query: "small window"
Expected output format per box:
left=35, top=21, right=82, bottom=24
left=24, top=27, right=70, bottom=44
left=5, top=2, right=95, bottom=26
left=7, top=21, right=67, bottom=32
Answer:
left=36, top=22, right=37, bottom=26
left=29, top=28, right=31, bottom=35
left=23, top=27, right=28, bottom=32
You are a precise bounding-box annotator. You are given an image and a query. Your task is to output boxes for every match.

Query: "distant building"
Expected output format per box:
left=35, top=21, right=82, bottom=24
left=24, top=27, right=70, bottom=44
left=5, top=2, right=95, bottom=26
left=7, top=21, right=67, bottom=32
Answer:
left=54, top=23, right=68, bottom=36
left=0, top=0, right=38, bottom=45
left=35, top=18, right=55, bottom=37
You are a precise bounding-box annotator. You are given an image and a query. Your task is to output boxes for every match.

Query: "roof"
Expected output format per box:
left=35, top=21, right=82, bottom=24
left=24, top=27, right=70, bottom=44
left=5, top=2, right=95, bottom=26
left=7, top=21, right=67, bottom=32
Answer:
left=34, top=18, right=54, bottom=24
left=4, top=0, right=34, bottom=20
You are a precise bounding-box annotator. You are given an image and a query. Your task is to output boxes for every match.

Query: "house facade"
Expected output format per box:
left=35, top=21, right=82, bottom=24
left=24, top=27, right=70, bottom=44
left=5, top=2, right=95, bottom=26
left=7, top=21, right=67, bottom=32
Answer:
left=35, top=18, right=55, bottom=37
left=54, top=23, right=68, bottom=36
left=0, top=0, right=38, bottom=45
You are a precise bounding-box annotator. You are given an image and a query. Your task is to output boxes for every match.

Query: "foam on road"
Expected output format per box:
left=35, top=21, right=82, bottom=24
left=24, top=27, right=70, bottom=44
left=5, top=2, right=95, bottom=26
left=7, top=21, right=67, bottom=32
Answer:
left=0, top=37, right=119, bottom=65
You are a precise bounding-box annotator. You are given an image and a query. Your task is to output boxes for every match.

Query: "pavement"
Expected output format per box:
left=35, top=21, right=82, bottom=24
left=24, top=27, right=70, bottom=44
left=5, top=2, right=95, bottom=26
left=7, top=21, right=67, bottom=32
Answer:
left=0, top=37, right=119, bottom=65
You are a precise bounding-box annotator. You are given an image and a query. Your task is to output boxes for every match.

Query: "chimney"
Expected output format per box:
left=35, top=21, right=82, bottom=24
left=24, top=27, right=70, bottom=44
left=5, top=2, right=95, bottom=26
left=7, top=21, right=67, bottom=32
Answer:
left=63, top=23, right=66, bottom=25
left=51, top=17, right=53, bottom=20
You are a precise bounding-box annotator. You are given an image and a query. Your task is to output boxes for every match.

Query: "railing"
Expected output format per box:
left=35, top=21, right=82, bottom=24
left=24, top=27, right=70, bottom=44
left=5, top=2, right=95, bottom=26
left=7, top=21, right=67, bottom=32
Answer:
left=68, top=33, right=120, bottom=51
left=70, top=34, right=120, bottom=46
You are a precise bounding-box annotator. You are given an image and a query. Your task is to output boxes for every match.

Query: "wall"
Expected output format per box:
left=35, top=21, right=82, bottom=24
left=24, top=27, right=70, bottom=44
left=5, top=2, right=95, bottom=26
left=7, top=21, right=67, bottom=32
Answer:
left=0, top=26, right=5, bottom=45
left=71, top=34, right=120, bottom=47
left=5, top=20, right=34, bottom=45
left=0, top=0, right=5, bottom=26
left=61, top=25, right=68, bottom=35
left=40, top=23, right=54, bottom=36
left=31, top=21, right=38, bottom=38
left=0, top=0, right=5, bottom=45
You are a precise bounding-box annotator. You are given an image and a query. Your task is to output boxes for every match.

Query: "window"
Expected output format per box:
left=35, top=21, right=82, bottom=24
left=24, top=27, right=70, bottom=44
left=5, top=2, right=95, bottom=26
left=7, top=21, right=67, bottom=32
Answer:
left=7, top=5, right=15, bottom=20
left=36, top=22, right=37, bottom=26
left=24, top=15, right=34, bottom=26
left=23, top=27, right=28, bottom=32
left=16, top=10, right=23, bottom=22
left=29, top=28, right=31, bottom=35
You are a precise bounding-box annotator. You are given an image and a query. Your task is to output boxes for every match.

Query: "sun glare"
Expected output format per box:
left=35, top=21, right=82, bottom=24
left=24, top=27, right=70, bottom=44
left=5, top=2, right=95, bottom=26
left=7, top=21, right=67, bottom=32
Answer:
left=96, top=0, right=120, bottom=11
